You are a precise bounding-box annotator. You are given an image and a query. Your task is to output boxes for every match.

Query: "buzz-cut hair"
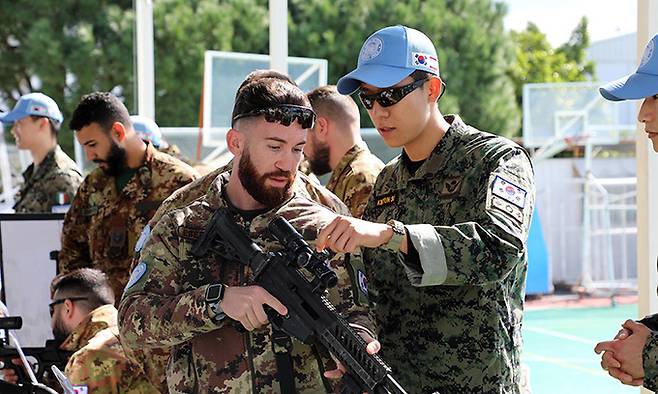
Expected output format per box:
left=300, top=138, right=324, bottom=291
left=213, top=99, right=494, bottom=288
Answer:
left=306, top=85, right=359, bottom=127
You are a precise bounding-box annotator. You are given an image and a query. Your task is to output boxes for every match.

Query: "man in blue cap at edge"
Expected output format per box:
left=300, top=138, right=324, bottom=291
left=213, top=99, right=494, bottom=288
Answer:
left=316, top=25, right=536, bottom=393
left=0, top=92, right=82, bottom=213
left=595, top=33, right=658, bottom=391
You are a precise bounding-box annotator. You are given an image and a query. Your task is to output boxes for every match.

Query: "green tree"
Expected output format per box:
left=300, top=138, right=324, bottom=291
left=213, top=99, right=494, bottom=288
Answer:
left=289, top=0, right=521, bottom=137
left=0, top=1, right=134, bottom=156
left=152, top=0, right=269, bottom=127
left=508, top=16, right=595, bottom=106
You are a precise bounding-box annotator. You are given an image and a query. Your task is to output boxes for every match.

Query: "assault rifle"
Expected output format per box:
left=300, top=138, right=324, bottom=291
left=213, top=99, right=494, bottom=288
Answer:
left=0, top=316, right=70, bottom=394
left=191, top=209, right=408, bottom=394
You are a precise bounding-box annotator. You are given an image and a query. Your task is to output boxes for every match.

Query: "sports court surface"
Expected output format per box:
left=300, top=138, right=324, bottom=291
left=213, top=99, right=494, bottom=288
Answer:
left=523, top=295, right=639, bottom=393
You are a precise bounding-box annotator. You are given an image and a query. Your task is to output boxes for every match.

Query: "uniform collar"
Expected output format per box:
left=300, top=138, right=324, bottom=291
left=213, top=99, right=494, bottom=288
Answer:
left=117, top=142, right=158, bottom=199
left=395, top=114, right=468, bottom=184
left=327, top=142, right=368, bottom=188
left=204, top=170, right=299, bottom=231
left=59, top=304, right=118, bottom=352
left=22, top=145, right=60, bottom=182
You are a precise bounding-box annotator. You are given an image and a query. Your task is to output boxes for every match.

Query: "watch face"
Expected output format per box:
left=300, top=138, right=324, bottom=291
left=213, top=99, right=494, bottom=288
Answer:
left=206, top=284, right=224, bottom=302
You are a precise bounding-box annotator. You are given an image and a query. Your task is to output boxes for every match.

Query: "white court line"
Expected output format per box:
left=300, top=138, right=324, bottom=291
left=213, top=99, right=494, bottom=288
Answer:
left=524, top=325, right=595, bottom=346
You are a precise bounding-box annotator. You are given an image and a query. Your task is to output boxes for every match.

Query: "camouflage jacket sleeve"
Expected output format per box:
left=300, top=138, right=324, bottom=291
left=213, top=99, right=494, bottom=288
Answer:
left=342, top=171, right=376, bottom=219
left=66, top=347, right=153, bottom=394
left=118, top=211, right=222, bottom=349
left=399, top=148, right=535, bottom=286
left=643, top=331, right=658, bottom=391
left=59, top=178, right=93, bottom=272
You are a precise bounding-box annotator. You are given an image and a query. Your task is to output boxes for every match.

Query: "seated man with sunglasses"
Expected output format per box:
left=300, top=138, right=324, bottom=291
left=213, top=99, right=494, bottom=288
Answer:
left=119, top=76, right=377, bottom=393
left=2, top=268, right=156, bottom=392
left=316, top=25, right=536, bottom=393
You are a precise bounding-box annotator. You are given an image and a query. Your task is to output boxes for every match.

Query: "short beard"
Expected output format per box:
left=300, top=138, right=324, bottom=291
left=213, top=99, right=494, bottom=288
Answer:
left=238, top=150, right=294, bottom=208
left=94, top=141, right=126, bottom=177
left=51, top=318, right=70, bottom=347
left=308, top=142, right=331, bottom=176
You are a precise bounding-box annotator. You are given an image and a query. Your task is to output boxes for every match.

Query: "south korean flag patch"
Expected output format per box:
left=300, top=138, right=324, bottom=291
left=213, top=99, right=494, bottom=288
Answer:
left=487, top=174, right=527, bottom=224
left=72, top=386, right=88, bottom=394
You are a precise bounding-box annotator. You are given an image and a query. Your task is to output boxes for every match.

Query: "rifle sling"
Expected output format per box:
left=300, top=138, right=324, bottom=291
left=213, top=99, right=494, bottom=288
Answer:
left=271, top=326, right=296, bottom=394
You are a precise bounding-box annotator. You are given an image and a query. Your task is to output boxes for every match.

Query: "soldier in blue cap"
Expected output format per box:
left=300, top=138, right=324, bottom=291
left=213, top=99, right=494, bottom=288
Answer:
left=0, top=92, right=82, bottom=213
left=131, top=114, right=194, bottom=166
left=317, top=25, right=536, bottom=393
left=595, top=33, right=658, bottom=391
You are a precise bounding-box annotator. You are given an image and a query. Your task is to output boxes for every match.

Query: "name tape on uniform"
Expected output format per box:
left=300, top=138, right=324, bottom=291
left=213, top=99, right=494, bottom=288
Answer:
left=375, top=192, right=396, bottom=207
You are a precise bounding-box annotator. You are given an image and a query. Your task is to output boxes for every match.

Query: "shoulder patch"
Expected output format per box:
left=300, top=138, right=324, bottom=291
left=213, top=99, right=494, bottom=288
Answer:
left=357, top=270, right=368, bottom=296
left=491, top=175, right=527, bottom=208
left=134, top=224, right=151, bottom=253
left=125, top=262, right=148, bottom=290
left=375, top=192, right=396, bottom=207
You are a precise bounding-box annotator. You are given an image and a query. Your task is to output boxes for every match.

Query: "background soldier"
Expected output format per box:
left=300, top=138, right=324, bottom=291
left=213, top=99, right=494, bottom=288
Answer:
left=131, top=114, right=194, bottom=166
left=59, top=92, right=198, bottom=299
left=2, top=268, right=156, bottom=393
left=305, top=85, right=384, bottom=218
left=317, top=25, right=536, bottom=393
left=119, top=76, right=376, bottom=393
left=0, top=92, right=82, bottom=213
left=594, top=33, right=658, bottom=391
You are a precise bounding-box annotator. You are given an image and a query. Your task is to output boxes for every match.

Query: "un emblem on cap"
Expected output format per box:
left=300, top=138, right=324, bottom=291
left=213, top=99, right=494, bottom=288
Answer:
left=641, top=39, right=655, bottom=69
left=360, top=36, right=383, bottom=62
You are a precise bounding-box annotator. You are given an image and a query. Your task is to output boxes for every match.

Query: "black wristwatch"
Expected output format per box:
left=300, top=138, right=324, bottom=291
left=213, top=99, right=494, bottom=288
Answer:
left=205, top=284, right=226, bottom=323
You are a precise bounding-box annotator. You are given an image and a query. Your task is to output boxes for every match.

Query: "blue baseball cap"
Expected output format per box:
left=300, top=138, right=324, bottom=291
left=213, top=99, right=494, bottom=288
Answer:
left=600, top=34, right=658, bottom=101
left=0, top=92, right=63, bottom=126
left=337, top=25, right=440, bottom=95
left=131, top=115, right=164, bottom=148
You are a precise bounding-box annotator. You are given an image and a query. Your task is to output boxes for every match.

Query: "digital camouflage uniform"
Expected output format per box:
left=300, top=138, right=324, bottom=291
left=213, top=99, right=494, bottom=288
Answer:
left=121, top=162, right=351, bottom=393
left=642, top=330, right=658, bottom=392
left=325, top=142, right=384, bottom=218
left=61, top=304, right=157, bottom=393
left=13, top=145, right=82, bottom=213
left=119, top=172, right=373, bottom=394
left=639, top=289, right=658, bottom=391
left=59, top=143, right=199, bottom=298
left=362, top=115, right=535, bottom=393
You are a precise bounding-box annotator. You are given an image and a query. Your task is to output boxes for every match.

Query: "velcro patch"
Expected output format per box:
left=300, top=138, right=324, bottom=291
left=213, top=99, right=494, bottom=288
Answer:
left=134, top=224, right=151, bottom=253
left=72, top=386, right=88, bottom=394
left=489, top=195, right=524, bottom=224
left=439, top=177, right=463, bottom=197
left=125, top=262, right=148, bottom=290
left=357, top=270, right=368, bottom=296
left=412, top=52, right=439, bottom=72
left=375, top=192, right=396, bottom=207
left=491, top=175, right=527, bottom=208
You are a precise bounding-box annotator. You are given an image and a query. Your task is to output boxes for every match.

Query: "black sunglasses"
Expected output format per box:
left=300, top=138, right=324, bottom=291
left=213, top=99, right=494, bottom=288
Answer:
left=358, top=78, right=430, bottom=110
left=232, top=104, right=317, bottom=129
left=49, top=297, right=88, bottom=317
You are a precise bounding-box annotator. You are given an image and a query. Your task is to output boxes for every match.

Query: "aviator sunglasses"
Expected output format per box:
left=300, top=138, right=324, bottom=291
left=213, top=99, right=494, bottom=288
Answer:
left=232, top=104, right=317, bottom=129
